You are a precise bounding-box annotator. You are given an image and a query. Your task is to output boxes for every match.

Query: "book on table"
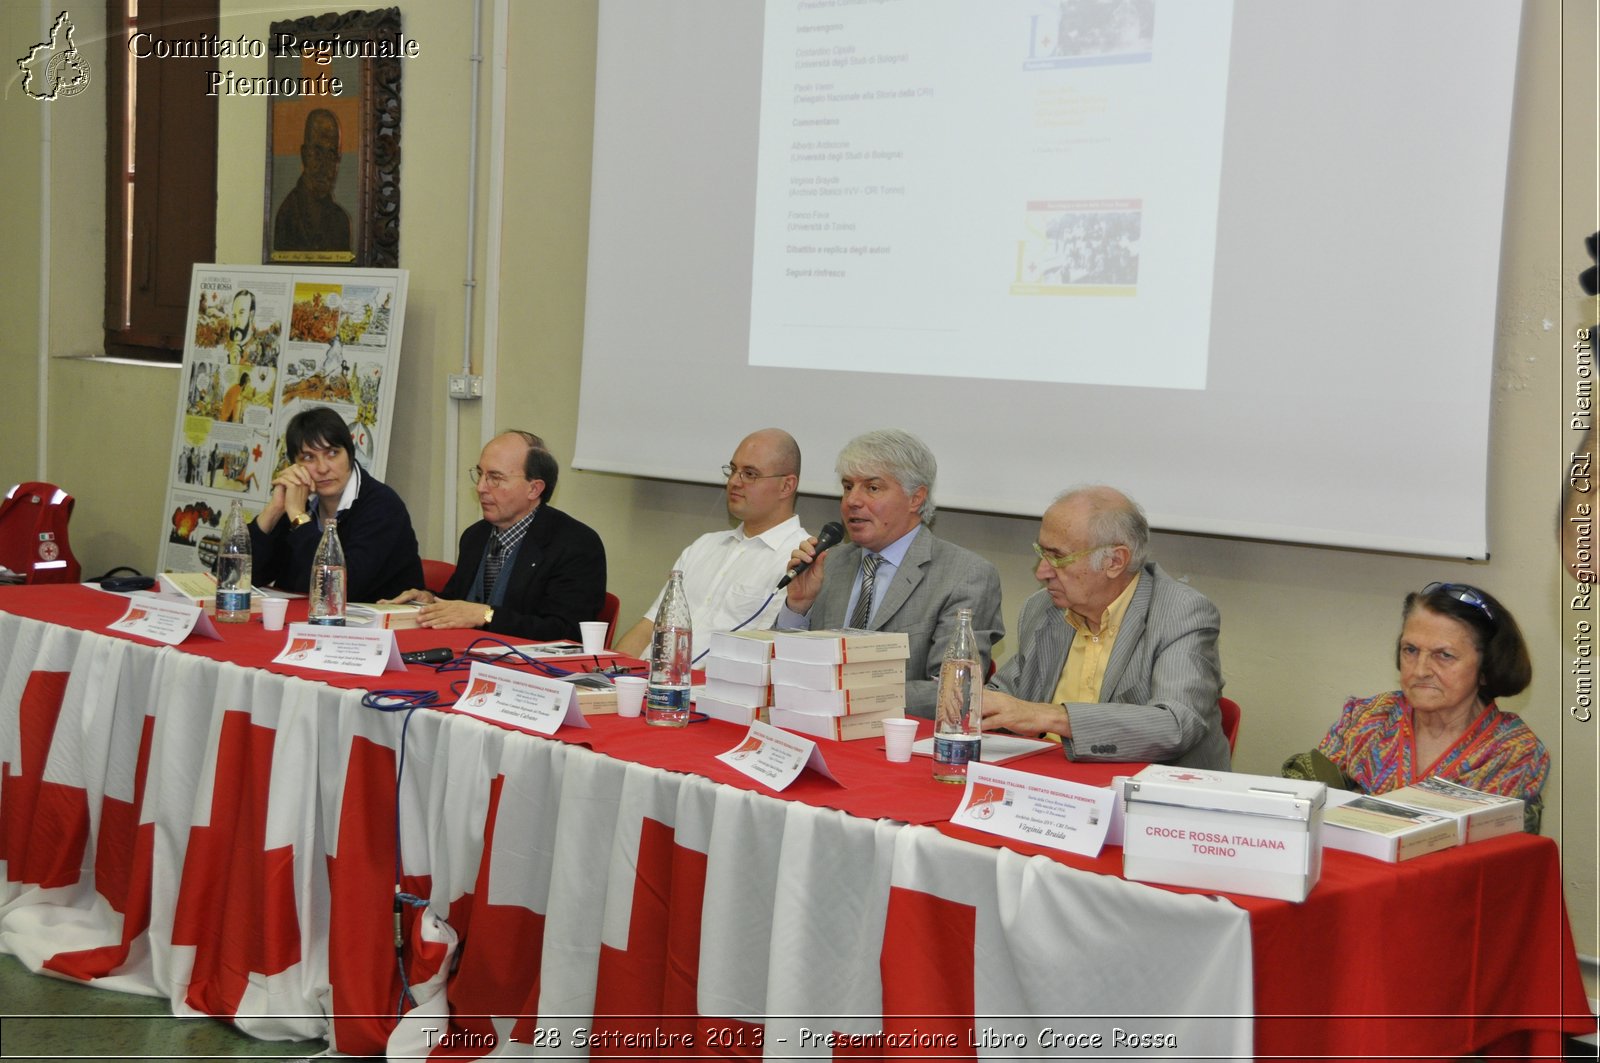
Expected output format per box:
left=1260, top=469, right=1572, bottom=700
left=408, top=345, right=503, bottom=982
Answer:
left=696, top=694, right=766, bottom=726
left=701, top=675, right=772, bottom=709
left=770, top=656, right=907, bottom=691
left=1379, top=776, right=1524, bottom=844
left=771, top=682, right=905, bottom=716
left=159, top=570, right=264, bottom=614
left=1321, top=791, right=1460, bottom=862
left=771, top=628, right=911, bottom=665
left=768, top=704, right=904, bottom=742
left=707, top=629, right=780, bottom=662
left=346, top=602, right=422, bottom=629
left=704, top=654, right=771, bottom=686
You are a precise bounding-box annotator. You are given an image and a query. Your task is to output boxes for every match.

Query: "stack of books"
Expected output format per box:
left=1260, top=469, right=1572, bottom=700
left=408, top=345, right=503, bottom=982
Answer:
left=697, top=630, right=779, bottom=725
left=766, top=628, right=909, bottom=741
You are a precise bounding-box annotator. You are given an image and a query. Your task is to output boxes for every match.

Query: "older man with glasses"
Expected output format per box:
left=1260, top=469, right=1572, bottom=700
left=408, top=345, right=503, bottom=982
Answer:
left=383, top=430, right=606, bottom=640
left=982, top=485, right=1229, bottom=769
left=615, top=428, right=809, bottom=659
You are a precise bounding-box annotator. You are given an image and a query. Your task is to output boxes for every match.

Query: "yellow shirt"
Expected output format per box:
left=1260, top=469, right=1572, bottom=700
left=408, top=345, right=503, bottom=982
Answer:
left=1042, top=573, right=1141, bottom=742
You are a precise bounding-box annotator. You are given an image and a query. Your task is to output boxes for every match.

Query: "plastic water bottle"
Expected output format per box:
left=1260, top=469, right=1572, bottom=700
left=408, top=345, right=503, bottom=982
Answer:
left=645, top=569, right=693, bottom=726
left=932, top=607, right=982, bottom=782
left=214, top=500, right=252, bottom=624
left=308, top=516, right=347, bottom=626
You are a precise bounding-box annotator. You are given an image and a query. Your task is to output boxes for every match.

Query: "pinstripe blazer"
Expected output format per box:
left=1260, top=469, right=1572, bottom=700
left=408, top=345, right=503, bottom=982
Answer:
left=989, top=563, right=1229, bottom=769
left=800, top=527, right=1003, bottom=719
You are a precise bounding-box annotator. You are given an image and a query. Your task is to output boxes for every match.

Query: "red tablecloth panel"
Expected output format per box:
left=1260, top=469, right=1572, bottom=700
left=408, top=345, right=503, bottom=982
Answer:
left=3, top=584, right=1594, bottom=1062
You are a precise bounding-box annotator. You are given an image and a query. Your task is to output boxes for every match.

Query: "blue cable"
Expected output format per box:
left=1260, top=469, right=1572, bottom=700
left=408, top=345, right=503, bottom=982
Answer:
left=690, top=590, right=775, bottom=666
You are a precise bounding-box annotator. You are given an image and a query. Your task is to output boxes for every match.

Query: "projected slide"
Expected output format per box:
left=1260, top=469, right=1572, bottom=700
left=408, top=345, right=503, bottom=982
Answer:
left=749, top=0, right=1233, bottom=388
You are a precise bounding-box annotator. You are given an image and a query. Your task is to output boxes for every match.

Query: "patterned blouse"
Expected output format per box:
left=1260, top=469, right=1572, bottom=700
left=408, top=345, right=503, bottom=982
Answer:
left=1314, top=690, right=1549, bottom=830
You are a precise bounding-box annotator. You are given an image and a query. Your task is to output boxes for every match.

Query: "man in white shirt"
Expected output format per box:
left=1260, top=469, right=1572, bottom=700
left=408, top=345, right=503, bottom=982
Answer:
left=615, top=428, right=809, bottom=659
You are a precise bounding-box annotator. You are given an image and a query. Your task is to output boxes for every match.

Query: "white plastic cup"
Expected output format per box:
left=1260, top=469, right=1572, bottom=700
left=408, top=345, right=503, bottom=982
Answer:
left=579, top=621, right=609, bottom=655
left=612, top=675, right=647, bottom=718
left=881, top=718, right=919, bottom=763
left=260, top=596, right=289, bottom=631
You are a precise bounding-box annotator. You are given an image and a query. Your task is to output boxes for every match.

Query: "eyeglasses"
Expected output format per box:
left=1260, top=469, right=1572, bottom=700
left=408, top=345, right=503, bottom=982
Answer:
left=468, top=466, right=528, bottom=488
left=1032, top=541, right=1115, bottom=569
left=1423, top=582, right=1496, bottom=622
left=721, top=464, right=789, bottom=484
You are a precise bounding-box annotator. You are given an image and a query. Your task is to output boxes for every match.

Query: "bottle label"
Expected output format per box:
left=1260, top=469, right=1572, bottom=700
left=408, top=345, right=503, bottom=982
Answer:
left=645, top=686, right=690, bottom=711
left=216, top=590, right=250, bottom=613
left=933, top=735, right=980, bottom=767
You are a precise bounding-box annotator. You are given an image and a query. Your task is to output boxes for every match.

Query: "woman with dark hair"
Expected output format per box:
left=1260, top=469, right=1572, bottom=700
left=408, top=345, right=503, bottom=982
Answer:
left=249, top=405, right=424, bottom=602
left=1283, top=583, right=1549, bottom=831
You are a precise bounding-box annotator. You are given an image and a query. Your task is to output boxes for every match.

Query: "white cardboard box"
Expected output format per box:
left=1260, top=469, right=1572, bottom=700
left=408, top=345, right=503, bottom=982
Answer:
left=1123, top=765, right=1326, bottom=902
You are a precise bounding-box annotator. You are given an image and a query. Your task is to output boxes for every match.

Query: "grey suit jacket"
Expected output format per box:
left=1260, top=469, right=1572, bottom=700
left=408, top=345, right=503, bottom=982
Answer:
left=989, top=563, right=1229, bottom=769
left=794, top=527, right=1003, bottom=718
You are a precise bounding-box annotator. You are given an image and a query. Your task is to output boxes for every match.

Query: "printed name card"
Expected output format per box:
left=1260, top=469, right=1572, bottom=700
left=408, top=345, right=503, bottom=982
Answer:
left=452, top=661, right=590, bottom=735
left=272, top=622, right=406, bottom=676
left=107, top=595, right=220, bottom=645
left=717, top=720, right=837, bottom=791
left=952, top=762, right=1116, bottom=857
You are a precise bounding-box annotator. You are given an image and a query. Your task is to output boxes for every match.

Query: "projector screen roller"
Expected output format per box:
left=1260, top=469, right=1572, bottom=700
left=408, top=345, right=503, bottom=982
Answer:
left=577, top=0, right=1520, bottom=558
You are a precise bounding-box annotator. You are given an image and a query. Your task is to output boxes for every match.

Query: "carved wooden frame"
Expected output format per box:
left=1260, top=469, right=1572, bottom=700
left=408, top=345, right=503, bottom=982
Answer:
left=262, top=8, right=401, bottom=268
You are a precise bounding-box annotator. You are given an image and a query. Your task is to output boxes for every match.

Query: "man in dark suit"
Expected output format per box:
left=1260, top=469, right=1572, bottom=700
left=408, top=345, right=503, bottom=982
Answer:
left=982, top=486, right=1229, bottom=769
left=777, top=429, right=1002, bottom=718
left=384, top=431, right=605, bottom=641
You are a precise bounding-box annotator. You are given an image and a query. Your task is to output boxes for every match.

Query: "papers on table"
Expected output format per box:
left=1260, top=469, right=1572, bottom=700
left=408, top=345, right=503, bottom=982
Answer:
left=467, top=640, right=622, bottom=660
left=911, top=732, right=1057, bottom=765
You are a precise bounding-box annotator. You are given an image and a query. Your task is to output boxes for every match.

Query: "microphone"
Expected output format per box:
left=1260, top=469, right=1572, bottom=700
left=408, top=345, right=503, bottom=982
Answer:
left=777, top=521, right=844, bottom=589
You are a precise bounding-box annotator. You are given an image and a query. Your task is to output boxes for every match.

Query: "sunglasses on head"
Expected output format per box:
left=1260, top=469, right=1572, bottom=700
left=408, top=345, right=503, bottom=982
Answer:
left=1423, top=582, right=1495, bottom=623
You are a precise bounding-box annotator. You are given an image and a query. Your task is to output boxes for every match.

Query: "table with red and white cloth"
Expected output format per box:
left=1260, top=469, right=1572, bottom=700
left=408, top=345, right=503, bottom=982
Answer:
left=0, top=585, right=1591, bottom=1061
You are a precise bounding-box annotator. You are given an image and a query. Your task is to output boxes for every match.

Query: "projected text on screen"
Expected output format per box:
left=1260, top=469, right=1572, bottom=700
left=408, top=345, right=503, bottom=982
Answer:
left=749, top=0, right=1234, bottom=389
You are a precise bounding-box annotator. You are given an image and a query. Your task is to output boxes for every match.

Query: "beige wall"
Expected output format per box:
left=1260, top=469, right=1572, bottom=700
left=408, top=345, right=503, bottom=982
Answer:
left=2, top=2, right=1594, bottom=952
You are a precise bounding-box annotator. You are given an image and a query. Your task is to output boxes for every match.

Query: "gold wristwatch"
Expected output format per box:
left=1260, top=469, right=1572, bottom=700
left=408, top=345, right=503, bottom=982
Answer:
left=289, top=512, right=312, bottom=527
left=481, top=606, right=494, bottom=627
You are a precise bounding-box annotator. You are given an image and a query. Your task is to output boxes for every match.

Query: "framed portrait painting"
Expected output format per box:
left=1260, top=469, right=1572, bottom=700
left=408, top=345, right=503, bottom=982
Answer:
left=262, top=8, right=402, bottom=269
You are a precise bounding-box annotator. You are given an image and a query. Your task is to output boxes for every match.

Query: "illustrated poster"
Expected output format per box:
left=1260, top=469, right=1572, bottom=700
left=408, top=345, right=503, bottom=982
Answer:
left=159, top=264, right=408, bottom=573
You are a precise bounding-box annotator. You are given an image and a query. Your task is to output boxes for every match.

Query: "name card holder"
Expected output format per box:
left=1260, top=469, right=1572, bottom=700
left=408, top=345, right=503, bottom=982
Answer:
left=451, top=661, right=590, bottom=736
left=717, top=720, right=837, bottom=791
left=272, top=622, right=406, bottom=676
left=107, top=595, right=221, bottom=645
left=952, top=761, right=1115, bottom=857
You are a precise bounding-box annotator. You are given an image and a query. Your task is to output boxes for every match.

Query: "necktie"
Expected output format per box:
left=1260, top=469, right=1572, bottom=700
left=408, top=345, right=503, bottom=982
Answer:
left=849, top=554, right=883, bottom=629
left=483, top=536, right=505, bottom=601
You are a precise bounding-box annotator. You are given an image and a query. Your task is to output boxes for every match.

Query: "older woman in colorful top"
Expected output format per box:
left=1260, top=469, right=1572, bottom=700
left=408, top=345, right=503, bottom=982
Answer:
left=1284, top=583, right=1549, bottom=832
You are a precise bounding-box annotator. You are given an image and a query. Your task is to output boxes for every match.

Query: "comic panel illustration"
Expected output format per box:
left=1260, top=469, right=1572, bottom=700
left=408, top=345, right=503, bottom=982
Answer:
left=192, top=273, right=288, bottom=369
left=163, top=489, right=259, bottom=574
